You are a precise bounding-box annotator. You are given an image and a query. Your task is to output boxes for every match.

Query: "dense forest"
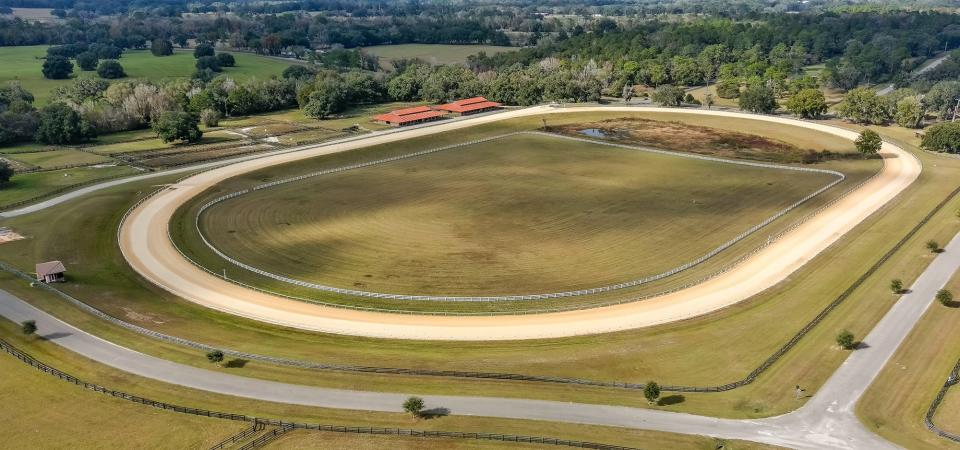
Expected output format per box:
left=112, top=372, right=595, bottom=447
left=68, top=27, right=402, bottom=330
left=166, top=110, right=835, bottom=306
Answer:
left=0, top=1, right=959, bottom=152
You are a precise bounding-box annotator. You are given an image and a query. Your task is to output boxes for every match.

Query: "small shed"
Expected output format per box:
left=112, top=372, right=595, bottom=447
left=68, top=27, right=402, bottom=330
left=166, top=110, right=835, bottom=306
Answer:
left=35, top=260, right=66, bottom=283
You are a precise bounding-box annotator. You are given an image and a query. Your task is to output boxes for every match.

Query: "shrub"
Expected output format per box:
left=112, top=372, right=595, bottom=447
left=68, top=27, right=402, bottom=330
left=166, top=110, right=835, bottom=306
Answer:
left=215, top=53, right=235, bottom=67
left=838, top=88, right=892, bottom=124
left=738, top=85, right=777, bottom=114
left=854, top=129, right=882, bottom=155
left=76, top=51, right=98, bottom=71
left=35, top=103, right=96, bottom=144
left=650, top=85, right=685, bottom=106
left=403, top=396, right=425, bottom=418
left=195, top=56, right=221, bottom=72
left=150, top=39, right=173, bottom=57
left=206, top=350, right=224, bottom=364
left=152, top=110, right=202, bottom=143
left=282, top=65, right=316, bottom=79
left=921, top=122, right=960, bottom=153
left=643, top=381, right=661, bottom=404
left=0, top=160, right=12, bottom=186
left=786, top=88, right=827, bottom=119
left=836, top=330, right=855, bottom=350
left=926, top=240, right=940, bottom=253
left=194, top=43, right=215, bottom=58
left=715, top=76, right=740, bottom=98
left=889, top=279, right=903, bottom=294
left=937, top=289, right=954, bottom=306
left=200, top=108, right=222, bottom=127
left=21, top=320, right=36, bottom=335
left=96, top=60, right=126, bottom=79
left=41, top=56, right=73, bottom=80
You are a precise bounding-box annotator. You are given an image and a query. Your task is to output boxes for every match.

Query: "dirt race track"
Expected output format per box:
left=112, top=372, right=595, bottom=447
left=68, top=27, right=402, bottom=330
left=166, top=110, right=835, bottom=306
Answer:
left=119, top=106, right=921, bottom=340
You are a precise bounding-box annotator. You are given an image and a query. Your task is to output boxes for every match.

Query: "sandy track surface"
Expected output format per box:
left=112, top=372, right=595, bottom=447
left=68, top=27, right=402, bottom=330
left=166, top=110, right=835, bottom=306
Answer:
left=119, top=106, right=921, bottom=340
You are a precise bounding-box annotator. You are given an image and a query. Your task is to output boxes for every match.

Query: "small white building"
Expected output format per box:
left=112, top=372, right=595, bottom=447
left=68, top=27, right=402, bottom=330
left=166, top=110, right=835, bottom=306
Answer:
left=35, top=260, right=66, bottom=283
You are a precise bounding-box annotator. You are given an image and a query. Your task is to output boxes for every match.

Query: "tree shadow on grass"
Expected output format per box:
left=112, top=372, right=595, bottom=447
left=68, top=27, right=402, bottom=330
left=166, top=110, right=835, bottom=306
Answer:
left=420, top=407, right=451, bottom=419
left=657, top=395, right=685, bottom=406
left=224, top=358, right=248, bottom=368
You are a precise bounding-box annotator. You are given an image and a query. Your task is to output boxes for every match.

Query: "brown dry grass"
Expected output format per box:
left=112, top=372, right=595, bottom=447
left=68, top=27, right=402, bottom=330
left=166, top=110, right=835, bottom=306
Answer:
left=553, top=117, right=854, bottom=164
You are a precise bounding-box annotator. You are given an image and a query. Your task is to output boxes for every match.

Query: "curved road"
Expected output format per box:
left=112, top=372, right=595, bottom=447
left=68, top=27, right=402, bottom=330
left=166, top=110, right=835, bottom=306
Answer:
left=118, top=106, right=921, bottom=340
left=4, top=230, right=959, bottom=449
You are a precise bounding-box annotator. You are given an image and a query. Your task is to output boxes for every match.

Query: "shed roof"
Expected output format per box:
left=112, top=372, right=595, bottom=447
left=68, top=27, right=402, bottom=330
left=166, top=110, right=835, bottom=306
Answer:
left=372, top=110, right=446, bottom=124
left=36, top=260, right=66, bottom=277
left=436, top=97, right=501, bottom=113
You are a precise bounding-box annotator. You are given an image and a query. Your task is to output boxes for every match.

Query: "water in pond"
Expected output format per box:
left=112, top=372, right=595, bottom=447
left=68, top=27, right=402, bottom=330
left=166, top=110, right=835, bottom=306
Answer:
left=579, top=128, right=607, bottom=138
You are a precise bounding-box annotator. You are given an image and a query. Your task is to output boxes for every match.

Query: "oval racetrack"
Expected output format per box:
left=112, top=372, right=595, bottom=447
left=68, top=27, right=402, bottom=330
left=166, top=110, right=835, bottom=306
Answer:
left=119, top=106, right=921, bottom=340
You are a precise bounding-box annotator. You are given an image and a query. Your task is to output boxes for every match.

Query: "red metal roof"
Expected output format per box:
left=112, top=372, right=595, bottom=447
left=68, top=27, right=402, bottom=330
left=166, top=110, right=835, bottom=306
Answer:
left=451, top=96, right=489, bottom=106
left=373, top=110, right=446, bottom=124
left=388, top=105, right=434, bottom=116
left=436, top=100, right=501, bottom=113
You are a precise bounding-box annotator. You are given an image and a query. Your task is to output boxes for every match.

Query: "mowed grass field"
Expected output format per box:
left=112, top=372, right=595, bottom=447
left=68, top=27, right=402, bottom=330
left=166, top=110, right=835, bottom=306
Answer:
left=361, top=44, right=516, bottom=70
left=1, top=114, right=953, bottom=421
left=0, top=335, right=245, bottom=448
left=201, top=132, right=837, bottom=296
left=857, top=218, right=960, bottom=450
left=0, top=46, right=292, bottom=104
left=0, top=164, right=139, bottom=209
left=0, top=323, right=778, bottom=450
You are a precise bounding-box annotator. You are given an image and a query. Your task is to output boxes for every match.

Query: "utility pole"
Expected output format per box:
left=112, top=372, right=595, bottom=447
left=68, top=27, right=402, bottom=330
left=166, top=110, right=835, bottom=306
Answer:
left=953, top=98, right=960, bottom=122
left=223, top=268, right=227, bottom=280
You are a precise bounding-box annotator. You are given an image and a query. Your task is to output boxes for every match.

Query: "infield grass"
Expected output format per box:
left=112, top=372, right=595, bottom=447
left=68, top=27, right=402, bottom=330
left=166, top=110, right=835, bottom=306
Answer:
left=177, top=111, right=877, bottom=311
left=0, top=116, right=954, bottom=420
left=201, top=132, right=837, bottom=296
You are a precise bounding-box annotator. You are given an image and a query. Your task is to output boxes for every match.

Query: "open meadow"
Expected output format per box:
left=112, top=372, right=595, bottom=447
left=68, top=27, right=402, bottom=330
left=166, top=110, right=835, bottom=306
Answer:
left=361, top=44, right=516, bottom=70
left=0, top=46, right=292, bottom=105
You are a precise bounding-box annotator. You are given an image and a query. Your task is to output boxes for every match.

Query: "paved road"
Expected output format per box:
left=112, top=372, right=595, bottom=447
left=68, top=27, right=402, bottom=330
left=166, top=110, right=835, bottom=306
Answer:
left=119, top=106, right=921, bottom=340
left=4, top=230, right=960, bottom=449
left=877, top=52, right=950, bottom=96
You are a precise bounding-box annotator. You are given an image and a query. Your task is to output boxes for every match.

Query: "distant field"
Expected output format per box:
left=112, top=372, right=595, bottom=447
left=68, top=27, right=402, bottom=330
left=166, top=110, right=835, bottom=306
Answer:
left=0, top=165, right=138, bottom=208
left=0, top=46, right=293, bottom=104
left=201, top=132, right=836, bottom=296
left=361, top=44, right=516, bottom=69
left=8, top=149, right=112, bottom=169
left=7, top=7, right=58, bottom=22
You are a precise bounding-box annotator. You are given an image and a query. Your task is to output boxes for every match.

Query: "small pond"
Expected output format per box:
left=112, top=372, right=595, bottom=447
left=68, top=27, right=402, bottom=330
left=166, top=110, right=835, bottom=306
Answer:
left=579, top=128, right=607, bottom=138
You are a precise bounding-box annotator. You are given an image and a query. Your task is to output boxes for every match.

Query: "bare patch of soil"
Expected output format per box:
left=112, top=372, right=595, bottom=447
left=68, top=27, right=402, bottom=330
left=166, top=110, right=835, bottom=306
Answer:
left=553, top=118, right=847, bottom=164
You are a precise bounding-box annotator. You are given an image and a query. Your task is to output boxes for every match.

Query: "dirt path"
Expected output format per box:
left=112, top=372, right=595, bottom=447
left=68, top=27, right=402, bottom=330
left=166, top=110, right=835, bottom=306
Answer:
left=119, top=106, right=921, bottom=340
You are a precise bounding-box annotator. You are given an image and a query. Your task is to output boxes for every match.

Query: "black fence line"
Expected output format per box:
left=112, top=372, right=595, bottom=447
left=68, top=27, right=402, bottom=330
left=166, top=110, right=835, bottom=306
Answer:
left=0, top=338, right=641, bottom=450
left=924, top=357, right=960, bottom=442
left=1, top=183, right=956, bottom=394
left=233, top=425, right=294, bottom=450
left=209, top=422, right=265, bottom=450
